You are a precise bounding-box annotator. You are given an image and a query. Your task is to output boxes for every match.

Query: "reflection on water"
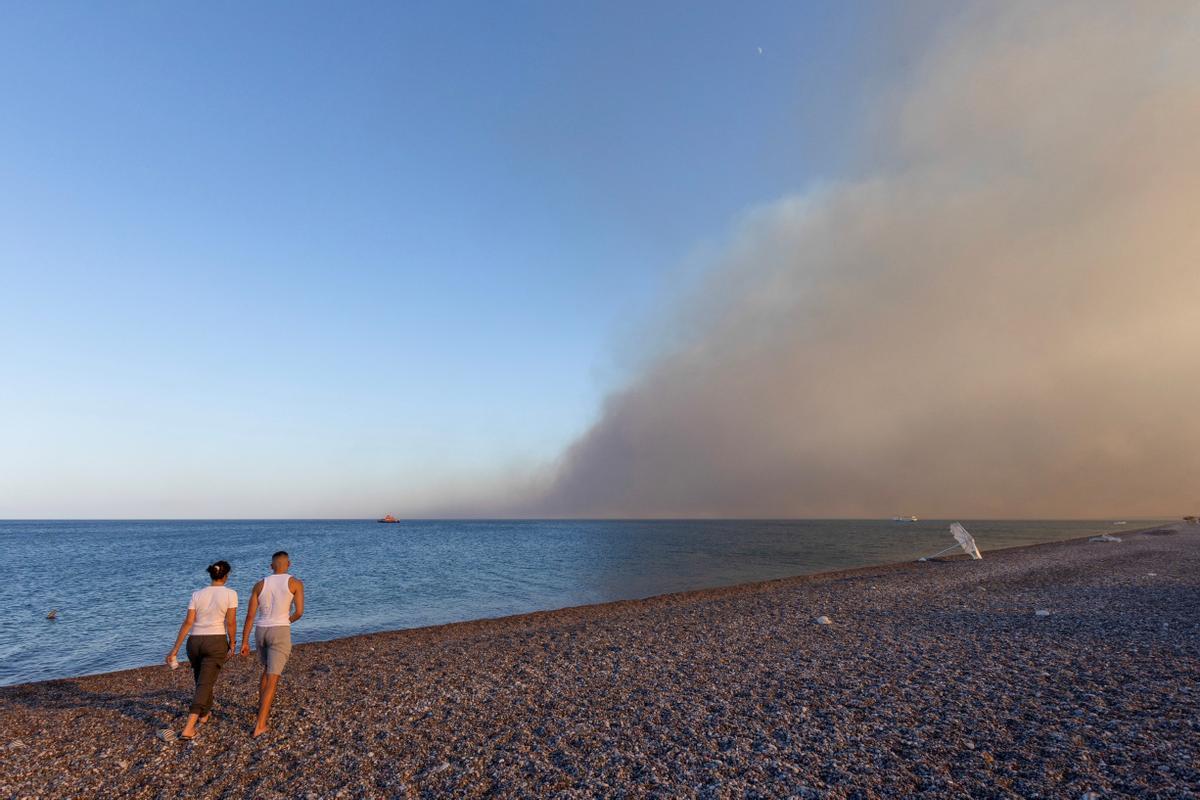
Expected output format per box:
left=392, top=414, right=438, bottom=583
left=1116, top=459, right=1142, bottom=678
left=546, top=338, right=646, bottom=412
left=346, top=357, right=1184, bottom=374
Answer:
left=0, top=518, right=1153, bottom=685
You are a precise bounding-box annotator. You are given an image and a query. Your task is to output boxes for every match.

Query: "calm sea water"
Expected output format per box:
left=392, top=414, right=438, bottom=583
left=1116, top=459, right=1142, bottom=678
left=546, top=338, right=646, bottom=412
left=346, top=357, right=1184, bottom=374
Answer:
left=0, top=518, right=1157, bottom=686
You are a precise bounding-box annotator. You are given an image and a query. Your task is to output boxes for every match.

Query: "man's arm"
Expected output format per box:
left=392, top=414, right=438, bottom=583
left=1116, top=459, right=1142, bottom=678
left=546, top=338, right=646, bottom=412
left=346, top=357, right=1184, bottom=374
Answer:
left=239, top=580, right=263, bottom=655
left=289, top=578, right=304, bottom=624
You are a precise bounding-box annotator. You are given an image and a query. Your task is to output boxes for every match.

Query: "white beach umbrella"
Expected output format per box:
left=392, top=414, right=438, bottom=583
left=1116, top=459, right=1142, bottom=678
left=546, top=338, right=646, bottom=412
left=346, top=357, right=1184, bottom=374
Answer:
left=919, top=522, right=983, bottom=561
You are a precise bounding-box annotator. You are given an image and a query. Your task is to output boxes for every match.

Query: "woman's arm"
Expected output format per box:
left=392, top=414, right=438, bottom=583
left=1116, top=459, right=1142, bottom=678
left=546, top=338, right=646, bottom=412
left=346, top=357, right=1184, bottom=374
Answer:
left=224, top=608, right=237, bottom=657
left=167, top=609, right=196, bottom=663
left=239, top=581, right=263, bottom=655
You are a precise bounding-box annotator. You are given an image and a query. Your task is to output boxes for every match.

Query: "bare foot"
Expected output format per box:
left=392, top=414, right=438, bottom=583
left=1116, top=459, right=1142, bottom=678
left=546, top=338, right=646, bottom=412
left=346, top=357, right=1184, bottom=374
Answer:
left=198, top=713, right=212, bottom=725
left=181, top=712, right=200, bottom=740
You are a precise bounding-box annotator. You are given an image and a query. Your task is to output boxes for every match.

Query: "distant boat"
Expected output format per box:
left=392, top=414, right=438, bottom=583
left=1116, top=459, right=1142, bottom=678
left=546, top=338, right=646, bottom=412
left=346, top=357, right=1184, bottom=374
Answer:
left=1112, top=521, right=1127, bottom=525
left=891, top=515, right=919, bottom=522
left=376, top=515, right=400, bottom=524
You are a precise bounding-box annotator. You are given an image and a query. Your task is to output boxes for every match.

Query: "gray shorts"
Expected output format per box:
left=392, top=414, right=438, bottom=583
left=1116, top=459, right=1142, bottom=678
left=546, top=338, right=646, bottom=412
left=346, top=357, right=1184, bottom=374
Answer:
left=255, top=625, right=292, bottom=675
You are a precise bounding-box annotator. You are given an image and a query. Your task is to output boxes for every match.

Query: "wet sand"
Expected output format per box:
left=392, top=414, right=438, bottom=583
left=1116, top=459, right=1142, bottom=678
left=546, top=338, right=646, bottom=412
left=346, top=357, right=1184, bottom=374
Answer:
left=1, top=524, right=1197, bottom=799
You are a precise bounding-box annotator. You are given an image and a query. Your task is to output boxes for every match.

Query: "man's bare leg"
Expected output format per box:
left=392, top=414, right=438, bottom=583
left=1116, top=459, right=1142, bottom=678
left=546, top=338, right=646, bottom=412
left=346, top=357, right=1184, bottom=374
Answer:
left=252, top=672, right=280, bottom=737
left=181, top=712, right=200, bottom=739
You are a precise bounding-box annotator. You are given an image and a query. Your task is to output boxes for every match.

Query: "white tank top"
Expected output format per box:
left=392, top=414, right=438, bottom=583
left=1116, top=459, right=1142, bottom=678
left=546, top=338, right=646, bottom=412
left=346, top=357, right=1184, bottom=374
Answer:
left=256, top=573, right=294, bottom=628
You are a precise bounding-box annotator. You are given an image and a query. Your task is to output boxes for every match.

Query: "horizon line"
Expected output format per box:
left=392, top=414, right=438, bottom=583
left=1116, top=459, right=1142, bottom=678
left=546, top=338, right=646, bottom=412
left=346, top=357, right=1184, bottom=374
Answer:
left=0, top=516, right=1176, bottom=522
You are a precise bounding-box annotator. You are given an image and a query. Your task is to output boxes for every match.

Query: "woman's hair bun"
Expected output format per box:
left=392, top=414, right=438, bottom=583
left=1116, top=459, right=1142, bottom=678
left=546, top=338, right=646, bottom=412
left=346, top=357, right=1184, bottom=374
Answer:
left=206, top=560, right=231, bottom=581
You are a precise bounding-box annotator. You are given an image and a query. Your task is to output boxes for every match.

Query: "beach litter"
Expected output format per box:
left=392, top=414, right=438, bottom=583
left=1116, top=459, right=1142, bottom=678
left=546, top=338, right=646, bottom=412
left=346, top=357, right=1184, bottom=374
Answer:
left=1089, top=534, right=1121, bottom=543
left=46, top=610, right=57, bottom=620
left=1035, top=609, right=1051, bottom=617
left=156, top=729, right=176, bottom=743
left=815, top=616, right=832, bottom=625
left=918, top=522, right=983, bottom=561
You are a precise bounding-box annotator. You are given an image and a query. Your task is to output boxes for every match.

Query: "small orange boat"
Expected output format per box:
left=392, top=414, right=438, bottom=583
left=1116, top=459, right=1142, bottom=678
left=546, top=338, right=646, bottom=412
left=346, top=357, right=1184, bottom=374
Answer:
left=376, top=514, right=400, bottom=523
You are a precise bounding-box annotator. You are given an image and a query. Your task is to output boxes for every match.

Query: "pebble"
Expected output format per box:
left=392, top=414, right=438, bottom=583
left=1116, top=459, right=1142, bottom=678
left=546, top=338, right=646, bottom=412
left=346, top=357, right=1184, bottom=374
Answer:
left=815, top=616, right=833, bottom=625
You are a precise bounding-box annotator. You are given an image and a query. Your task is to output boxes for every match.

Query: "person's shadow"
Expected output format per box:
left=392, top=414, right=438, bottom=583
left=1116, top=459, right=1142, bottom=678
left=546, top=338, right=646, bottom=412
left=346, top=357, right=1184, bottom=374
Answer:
left=1, top=665, right=257, bottom=731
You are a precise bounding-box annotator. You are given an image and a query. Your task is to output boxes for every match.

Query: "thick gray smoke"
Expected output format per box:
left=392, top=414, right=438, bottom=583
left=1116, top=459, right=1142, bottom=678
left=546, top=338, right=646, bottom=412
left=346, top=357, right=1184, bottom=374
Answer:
left=446, top=1, right=1200, bottom=518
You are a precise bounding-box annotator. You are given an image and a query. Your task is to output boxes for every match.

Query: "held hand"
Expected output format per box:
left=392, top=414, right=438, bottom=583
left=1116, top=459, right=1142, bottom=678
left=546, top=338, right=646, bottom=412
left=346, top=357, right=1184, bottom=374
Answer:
left=240, top=641, right=250, bottom=656
left=227, top=647, right=236, bottom=658
left=165, top=652, right=175, bottom=665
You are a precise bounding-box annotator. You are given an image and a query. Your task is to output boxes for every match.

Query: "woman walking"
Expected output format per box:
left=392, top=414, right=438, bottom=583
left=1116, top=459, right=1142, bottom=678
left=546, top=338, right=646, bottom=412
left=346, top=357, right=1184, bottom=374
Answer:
left=166, top=560, right=238, bottom=739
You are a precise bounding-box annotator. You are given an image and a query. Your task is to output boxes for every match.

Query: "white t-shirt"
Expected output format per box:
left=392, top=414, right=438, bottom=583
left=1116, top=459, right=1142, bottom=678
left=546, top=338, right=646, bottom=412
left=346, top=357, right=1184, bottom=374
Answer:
left=188, top=585, right=238, bottom=636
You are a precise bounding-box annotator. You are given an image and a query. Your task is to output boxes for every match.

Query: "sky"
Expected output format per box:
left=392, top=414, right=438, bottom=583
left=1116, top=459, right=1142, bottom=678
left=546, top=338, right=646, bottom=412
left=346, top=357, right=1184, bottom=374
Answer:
left=3, top=2, right=1196, bottom=519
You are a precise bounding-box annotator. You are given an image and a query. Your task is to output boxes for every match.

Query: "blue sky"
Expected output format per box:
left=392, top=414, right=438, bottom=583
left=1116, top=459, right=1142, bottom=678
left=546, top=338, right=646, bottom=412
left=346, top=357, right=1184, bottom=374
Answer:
left=0, top=1, right=909, bottom=516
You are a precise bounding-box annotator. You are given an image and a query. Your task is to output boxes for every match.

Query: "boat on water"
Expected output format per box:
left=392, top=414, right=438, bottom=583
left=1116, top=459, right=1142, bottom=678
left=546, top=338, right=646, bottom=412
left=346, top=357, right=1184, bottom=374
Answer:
left=376, top=514, right=400, bottom=524
left=891, top=515, right=919, bottom=522
left=1112, top=521, right=1127, bottom=525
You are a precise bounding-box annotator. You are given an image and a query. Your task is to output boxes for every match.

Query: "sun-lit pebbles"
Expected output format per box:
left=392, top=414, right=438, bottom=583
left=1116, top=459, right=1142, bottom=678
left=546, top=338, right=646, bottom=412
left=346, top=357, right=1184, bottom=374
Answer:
left=0, top=524, right=1196, bottom=798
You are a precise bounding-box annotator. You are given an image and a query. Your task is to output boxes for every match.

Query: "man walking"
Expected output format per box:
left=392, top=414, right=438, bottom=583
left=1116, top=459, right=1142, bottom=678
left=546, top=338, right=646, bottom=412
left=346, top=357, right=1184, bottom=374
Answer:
left=240, top=550, right=304, bottom=738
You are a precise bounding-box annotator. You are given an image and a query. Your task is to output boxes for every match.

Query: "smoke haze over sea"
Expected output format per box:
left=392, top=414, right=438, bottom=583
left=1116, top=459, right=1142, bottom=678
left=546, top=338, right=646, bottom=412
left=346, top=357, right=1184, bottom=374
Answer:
left=427, top=1, right=1200, bottom=519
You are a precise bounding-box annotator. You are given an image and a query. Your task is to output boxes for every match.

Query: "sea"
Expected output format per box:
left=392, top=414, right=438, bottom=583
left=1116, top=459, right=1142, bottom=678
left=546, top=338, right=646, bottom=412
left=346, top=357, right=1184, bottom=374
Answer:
left=0, top=518, right=1159, bottom=686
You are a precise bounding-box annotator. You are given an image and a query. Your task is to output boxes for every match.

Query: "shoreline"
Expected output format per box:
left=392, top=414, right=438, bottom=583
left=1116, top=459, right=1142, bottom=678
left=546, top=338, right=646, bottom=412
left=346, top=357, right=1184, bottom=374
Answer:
left=5, top=522, right=1167, bottom=691
left=3, top=521, right=1196, bottom=797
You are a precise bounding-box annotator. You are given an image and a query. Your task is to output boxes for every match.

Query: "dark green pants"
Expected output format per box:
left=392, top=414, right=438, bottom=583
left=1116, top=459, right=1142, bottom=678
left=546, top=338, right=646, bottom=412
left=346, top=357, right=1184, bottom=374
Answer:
left=186, top=634, right=228, bottom=716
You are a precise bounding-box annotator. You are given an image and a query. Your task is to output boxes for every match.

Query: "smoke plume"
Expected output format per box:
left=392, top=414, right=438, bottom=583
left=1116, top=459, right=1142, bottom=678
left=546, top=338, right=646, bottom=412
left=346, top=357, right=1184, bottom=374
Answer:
left=452, top=1, right=1200, bottom=518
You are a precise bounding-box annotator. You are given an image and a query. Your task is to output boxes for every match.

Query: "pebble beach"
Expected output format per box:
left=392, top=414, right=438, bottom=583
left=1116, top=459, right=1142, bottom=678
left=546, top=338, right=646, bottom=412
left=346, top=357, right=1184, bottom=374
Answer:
left=1, top=524, right=1196, bottom=799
